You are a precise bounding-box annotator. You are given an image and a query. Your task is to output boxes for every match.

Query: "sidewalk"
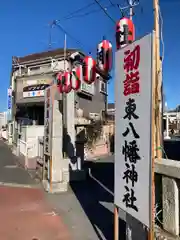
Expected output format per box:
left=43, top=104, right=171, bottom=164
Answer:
left=0, top=141, right=38, bottom=187
left=0, top=140, right=71, bottom=240
left=1, top=141, right=174, bottom=240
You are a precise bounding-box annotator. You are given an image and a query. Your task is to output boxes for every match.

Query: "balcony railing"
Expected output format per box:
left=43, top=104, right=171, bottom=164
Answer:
left=14, top=59, right=65, bottom=78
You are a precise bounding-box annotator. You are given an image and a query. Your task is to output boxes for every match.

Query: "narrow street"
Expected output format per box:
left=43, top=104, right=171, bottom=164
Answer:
left=0, top=140, right=70, bottom=240
left=0, top=141, right=174, bottom=240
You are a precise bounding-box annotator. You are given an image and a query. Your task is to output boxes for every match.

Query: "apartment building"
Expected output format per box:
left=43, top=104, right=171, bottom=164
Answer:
left=0, top=112, right=7, bottom=128
left=9, top=48, right=108, bottom=140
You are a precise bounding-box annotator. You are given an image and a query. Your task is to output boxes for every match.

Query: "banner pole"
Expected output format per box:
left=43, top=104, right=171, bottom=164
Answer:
left=114, top=205, right=119, bottom=240
left=148, top=29, right=156, bottom=240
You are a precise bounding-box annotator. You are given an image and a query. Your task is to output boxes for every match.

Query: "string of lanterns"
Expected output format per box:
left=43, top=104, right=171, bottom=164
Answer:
left=56, top=17, right=135, bottom=94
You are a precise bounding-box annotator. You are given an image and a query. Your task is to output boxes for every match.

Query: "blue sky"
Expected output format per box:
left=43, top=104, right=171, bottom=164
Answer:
left=0, top=0, right=179, bottom=111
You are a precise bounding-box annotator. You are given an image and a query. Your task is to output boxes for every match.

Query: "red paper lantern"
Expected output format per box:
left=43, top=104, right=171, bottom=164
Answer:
left=97, top=39, right=112, bottom=73
left=71, top=66, right=82, bottom=90
left=83, top=56, right=96, bottom=84
left=116, top=17, right=135, bottom=50
left=56, top=71, right=72, bottom=93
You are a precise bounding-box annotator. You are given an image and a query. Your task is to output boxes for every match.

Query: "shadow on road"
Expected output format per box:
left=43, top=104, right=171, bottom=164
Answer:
left=70, top=160, right=126, bottom=240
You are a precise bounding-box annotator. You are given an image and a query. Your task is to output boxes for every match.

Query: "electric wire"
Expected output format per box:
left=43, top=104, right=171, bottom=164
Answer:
left=48, top=23, right=53, bottom=49
left=48, top=1, right=118, bottom=53
left=108, top=0, right=114, bottom=5
left=158, top=3, right=164, bottom=65
left=158, top=2, right=166, bottom=156
left=107, top=0, right=117, bottom=8
left=53, top=21, right=114, bottom=59
left=55, top=0, right=105, bottom=23
left=23, top=1, right=142, bottom=76
left=93, top=0, right=116, bottom=23
left=62, top=3, right=115, bottom=21
left=107, top=0, right=123, bottom=13
left=59, top=2, right=98, bottom=21
left=53, top=21, right=90, bottom=53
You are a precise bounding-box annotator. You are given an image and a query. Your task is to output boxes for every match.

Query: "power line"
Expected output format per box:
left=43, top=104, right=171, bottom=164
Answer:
left=158, top=3, right=165, bottom=65
left=53, top=21, right=90, bottom=52
left=93, top=0, right=116, bottom=23
left=107, top=0, right=115, bottom=6
left=49, top=0, right=117, bottom=43
left=107, top=0, right=122, bottom=12
left=116, top=0, right=140, bottom=18
left=62, top=2, right=95, bottom=19
left=50, top=1, right=117, bottom=54
left=48, top=23, right=53, bottom=49
left=52, top=20, right=114, bottom=56
left=63, top=3, right=115, bottom=21
left=56, top=1, right=105, bottom=23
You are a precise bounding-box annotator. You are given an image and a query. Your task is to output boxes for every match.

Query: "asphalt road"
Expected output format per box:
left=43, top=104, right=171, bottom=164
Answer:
left=46, top=155, right=148, bottom=240
left=0, top=140, right=37, bottom=186
left=0, top=140, right=118, bottom=239
left=0, top=141, right=171, bottom=239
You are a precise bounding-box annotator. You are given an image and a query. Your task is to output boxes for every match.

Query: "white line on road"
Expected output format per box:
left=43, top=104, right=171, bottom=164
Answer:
left=88, top=168, right=114, bottom=196
left=43, top=211, right=57, bottom=216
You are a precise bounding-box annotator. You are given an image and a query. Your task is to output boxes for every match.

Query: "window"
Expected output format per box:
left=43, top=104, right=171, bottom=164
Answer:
left=21, top=68, right=28, bottom=74
left=77, top=92, right=92, bottom=101
left=28, top=66, right=41, bottom=75
left=99, top=80, right=106, bottom=94
left=40, top=64, right=51, bottom=71
left=29, top=66, right=40, bottom=71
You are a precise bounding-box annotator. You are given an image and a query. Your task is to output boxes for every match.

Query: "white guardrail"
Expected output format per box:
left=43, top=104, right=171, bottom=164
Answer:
left=18, top=139, right=36, bottom=168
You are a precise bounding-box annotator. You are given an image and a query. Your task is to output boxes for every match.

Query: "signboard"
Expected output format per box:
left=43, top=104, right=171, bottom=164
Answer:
left=44, top=86, right=53, bottom=158
left=23, top=79, right=52, bottom=87
left=23, top=90, right=45, bottom=98
left=23, top=84, right=49, bottom=98
left=114, top=33, right=153, bottom=227
left=7, top=88, right=12, bottom=110
left=80, top=82, right=95, bottom=95
left=8, top=96, right=12, bottom=109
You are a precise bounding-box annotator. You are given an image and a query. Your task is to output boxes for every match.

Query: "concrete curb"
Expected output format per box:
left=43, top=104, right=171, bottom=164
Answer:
left=0, top=182, right=39, bottom=189
left=86, top=153, right=113, bottom=161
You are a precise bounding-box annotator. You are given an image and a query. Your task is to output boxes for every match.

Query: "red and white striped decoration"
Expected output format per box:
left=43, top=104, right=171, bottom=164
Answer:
left=83, top=56, right=96, bottom=84
left=57, top=71, right=72, bottom=93
left=97, top=39, right=112, bottom=73
left=116, top=17, right=135, bottom=50
left=71, top=65, right=82, bottom=90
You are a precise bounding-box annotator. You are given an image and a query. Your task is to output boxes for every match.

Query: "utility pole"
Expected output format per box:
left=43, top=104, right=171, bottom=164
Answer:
left=64, top=34, right=67, bottom=70
left=154, top=0, right=162, bottom=159
left=63, top=33, right=67, bottom=158
left=176, top=109, right=178, bottom=133
left=129, top=0, right=133, bottom=20
left=149, top=0, right=161, bottom=240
